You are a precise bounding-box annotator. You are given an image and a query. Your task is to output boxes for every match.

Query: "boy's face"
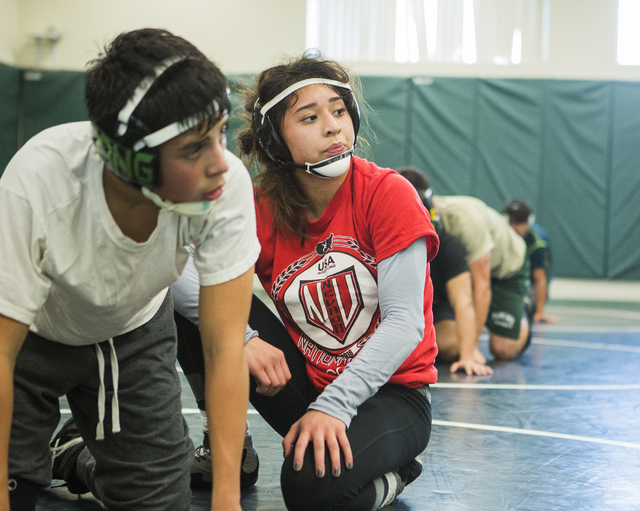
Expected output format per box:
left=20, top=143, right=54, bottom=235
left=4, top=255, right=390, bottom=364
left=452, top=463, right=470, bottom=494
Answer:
left=155, top=116, right=229, bottom=204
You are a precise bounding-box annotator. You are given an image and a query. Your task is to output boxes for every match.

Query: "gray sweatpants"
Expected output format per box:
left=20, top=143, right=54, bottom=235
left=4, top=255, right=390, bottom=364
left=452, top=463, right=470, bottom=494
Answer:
left=9, top=290, right=193, bottom=510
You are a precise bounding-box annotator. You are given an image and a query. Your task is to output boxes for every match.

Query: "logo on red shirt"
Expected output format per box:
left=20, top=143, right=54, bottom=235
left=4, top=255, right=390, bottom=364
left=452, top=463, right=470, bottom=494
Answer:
left=299, top=265, right=364, bottom=344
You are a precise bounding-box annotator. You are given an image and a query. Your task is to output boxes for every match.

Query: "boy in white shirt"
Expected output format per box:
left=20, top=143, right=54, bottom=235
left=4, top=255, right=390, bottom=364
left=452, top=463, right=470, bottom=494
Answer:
left=0, top=28, right=259, bottom=511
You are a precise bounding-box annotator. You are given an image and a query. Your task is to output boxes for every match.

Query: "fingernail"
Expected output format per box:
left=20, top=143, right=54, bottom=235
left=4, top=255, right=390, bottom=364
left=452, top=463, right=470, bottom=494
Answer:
left=347, top=462, right=353, bottom=469
left=294, top=462, right=300, bottom=471
left=317, top=468, right=323, bottom=477
left=333, top=467, right=340, bottom=477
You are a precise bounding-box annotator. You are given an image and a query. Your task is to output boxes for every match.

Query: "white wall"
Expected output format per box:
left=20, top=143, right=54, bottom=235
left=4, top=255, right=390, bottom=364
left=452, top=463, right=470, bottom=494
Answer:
left=11, top=0, right=306, bottom=75
left=5, top=0, right=640, bottom=80
left=0, top=0, right=19, bottom=64
left=351, top=0, right=640, bottom=80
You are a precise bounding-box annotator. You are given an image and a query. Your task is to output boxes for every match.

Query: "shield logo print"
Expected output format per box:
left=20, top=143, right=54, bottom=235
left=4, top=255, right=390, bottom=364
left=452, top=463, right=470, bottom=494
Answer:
left=299, top=265, right=364, bottom=344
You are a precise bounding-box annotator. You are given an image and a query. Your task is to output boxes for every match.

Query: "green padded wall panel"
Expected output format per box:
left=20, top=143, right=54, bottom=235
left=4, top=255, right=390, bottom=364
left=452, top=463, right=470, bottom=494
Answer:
left=360, top=76, right=409, bottom=170
left=0, top=63, right=20, bottom=176
left=20, top=70, right=88, bottom=146
left=608, top=82, right=640, bottom=280
left=408, top=77, right=477, bottom=195
left=474, top=79, right=544, bottom=212
left=539, top=81, right=611, bottom=279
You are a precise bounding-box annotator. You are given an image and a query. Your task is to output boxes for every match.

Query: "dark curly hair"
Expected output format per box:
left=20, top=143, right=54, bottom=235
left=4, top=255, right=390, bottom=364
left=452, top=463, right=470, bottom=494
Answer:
left=85, top=28, right=228, bottom=139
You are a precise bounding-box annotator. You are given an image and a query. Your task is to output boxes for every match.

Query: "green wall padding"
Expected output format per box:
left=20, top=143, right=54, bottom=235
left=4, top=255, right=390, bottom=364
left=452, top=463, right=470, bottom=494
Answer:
left=0, top=63, right=20, bottom=177
left=20, top=69, right=88, bottom=146
left=409, top=77, right=477, bottom=195
left=1, top=63, right=638, bottom=280
left=538, top=81, right=611, bottom=279
left=360, top=76, right=409, bottom=170
left=474, top=79, right=543, bottom=209
left=609, top=82, right=640, bottom=280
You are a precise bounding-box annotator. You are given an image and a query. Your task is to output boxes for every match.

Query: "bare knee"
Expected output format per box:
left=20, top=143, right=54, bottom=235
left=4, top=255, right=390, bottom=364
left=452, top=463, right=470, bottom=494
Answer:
left=489, top=334, right=522, bottom=360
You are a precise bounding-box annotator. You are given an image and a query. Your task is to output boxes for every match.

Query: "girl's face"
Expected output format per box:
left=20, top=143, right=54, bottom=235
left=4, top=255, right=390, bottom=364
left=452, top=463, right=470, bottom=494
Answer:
left=280, top=84, right=355, bottom=167
left=155, top=115, right=229, bottom=204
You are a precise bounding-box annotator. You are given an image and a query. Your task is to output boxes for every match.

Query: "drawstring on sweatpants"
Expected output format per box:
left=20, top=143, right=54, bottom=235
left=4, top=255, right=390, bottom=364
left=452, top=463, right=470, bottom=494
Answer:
left=95, top=338, right=121, bottom=441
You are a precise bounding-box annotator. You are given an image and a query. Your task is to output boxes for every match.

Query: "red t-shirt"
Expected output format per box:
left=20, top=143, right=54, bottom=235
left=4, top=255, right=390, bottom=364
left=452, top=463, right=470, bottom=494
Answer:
left=255, top=157, right=439, bottom=391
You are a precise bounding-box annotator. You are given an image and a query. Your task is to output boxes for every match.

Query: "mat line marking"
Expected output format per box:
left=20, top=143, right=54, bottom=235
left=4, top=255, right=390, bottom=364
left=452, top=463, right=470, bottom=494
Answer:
left=479, top=337, right=640, bottom=353
left=432, top=383, right=640, bottom=390
left=545, top=306, right=640, bottom=321
left=432, top=420, right=640, bottom=450
left=58, top=409, right=640, bottom=451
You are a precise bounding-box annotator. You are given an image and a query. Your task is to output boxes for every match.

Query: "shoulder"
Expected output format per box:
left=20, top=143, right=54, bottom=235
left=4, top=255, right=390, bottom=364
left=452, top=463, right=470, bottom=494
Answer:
left=529, top=223, right=549, bottom=239
left=223, top=150, right=253, bottom=190
left=351, top=157, right=419, bottom=199
left=1, top=121, right=98, bottom=204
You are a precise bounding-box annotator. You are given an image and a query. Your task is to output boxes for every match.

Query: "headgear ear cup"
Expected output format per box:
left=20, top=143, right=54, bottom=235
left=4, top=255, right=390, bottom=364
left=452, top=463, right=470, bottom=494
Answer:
left=252, top=102, right=292, bottom=163
left=92, top=122, right=160, bottom=188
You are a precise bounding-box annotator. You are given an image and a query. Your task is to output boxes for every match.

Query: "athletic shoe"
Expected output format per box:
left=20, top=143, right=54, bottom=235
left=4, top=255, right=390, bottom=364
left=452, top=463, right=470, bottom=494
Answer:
left=398, top=456, right=423, bottom=487
left=191, top=421, right=259, bottom=490
left=378, top=457, right=423, bottom=509
left=50, top=417, right=90, bottom=494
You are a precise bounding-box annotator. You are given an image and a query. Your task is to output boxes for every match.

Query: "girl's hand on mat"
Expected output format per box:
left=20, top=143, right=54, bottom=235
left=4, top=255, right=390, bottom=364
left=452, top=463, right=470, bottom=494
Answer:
left=245, top=337, right=291, bottom=396
left=283, top=410, right=353, bottom=478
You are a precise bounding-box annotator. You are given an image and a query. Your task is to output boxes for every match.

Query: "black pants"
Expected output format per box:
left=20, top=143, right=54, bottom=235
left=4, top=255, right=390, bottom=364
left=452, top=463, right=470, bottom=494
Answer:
left=176, top=295, right=432, bottom=511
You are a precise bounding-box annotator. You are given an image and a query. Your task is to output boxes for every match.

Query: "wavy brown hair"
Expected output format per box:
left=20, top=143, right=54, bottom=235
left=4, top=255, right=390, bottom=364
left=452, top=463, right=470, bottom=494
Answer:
left=237, top=51, right=367, bottom=239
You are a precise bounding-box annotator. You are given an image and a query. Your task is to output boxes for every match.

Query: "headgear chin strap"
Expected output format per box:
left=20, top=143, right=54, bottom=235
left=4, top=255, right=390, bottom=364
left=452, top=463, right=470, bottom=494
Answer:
left=292, top=147, right=354, bottom=178
left=253, top=77, right=360, bottom=178
left=141, top=187, right=216, bottom=216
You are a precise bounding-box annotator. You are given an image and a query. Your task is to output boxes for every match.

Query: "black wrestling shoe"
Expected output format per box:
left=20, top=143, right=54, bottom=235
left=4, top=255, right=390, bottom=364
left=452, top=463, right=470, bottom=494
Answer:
left=398, top=456, right=423, bottom=487
left=377, top=456, right=423, bottom=509
left=191, top=421, right=259, bottom=490
left=50, top=417, right=90, bottom=494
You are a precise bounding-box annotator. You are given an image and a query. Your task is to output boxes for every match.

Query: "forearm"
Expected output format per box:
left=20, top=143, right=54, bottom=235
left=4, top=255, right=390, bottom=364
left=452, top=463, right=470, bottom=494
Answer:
left=468, top=254, right=492, bottom=339
left=0, top=316, right=28, bottom=511
left=198, top=270, right=253, bottom=511
left=533, top=271, right=548, bottom=315
left=0, top=363, right=13, bottom=511
left=455, top=301, right=478, bottom=361
left=473, top=284, right=491, bottom=338
left=204, top=347, right=248, bottom=507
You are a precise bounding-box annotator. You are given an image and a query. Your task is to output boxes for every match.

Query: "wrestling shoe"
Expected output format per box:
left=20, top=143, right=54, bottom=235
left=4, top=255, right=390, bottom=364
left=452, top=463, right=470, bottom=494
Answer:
left=377, top=457, right=423, bottom=509
left=50, top=417, right=90, bottom=494
left=191, top=421, right=259, bottom=490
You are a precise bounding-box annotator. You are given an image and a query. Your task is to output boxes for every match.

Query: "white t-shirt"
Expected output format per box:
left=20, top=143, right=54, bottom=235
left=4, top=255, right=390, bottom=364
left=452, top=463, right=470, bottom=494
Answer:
left=0, top=121, right=260, bottom=346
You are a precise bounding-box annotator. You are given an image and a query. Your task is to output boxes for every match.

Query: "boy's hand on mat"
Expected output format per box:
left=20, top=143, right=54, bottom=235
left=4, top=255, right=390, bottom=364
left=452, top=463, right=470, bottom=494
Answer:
left=283, top=411, right=353, bottom=478
left=450, top=358, right=494, bottom=376
left=245, top=337, right=291, bottom=396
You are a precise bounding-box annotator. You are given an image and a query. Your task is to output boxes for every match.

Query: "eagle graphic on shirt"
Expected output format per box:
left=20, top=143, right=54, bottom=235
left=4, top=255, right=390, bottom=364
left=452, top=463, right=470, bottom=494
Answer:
left=272, top=234, right=379, bottom=372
